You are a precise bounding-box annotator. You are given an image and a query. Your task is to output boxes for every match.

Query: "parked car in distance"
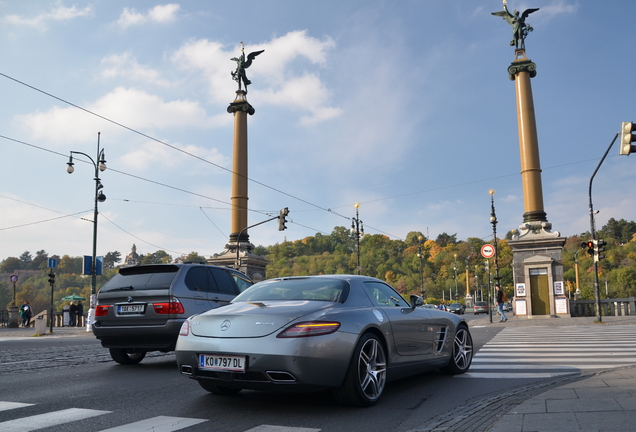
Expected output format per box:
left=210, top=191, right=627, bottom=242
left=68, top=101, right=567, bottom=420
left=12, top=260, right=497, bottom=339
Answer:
left=93, top=263, right=253, bottom=365
left=176, top=275, right=473, bottom=407
left=447, top=303, right=465, bottom=315
left=473, top=301, right=489, bottom=315
left=502, top=302, right=512, bottom=312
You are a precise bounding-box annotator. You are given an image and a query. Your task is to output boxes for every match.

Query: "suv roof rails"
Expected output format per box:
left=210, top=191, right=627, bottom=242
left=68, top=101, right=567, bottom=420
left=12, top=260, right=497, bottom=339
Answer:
left=183, top=261, right=207, bottom=265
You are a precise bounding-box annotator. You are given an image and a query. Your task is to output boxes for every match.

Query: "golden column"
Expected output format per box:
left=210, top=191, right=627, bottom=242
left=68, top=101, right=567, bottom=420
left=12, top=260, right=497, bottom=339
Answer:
left=509, top=50, right=547, bottom=223
left=227, top=90, right=254, bottom=244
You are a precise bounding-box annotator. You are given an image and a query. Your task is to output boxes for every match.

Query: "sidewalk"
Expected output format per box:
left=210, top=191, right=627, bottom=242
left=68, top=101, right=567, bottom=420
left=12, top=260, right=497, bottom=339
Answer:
left=0, top=325, right=95, bottom=338
left=474, top=314, right=636, bottom=431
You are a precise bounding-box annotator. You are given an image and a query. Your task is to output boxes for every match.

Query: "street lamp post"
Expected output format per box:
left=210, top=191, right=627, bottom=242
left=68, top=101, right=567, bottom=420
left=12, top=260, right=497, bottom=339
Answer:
left=453, top=254, right=458, bottom=300
left=489, top=189, right=501, bottom=323
left=67, top=132, right=106, bottom=332
left=351, top=203, right=364, bottom=275
left=416, top=236, right=425, bottom=298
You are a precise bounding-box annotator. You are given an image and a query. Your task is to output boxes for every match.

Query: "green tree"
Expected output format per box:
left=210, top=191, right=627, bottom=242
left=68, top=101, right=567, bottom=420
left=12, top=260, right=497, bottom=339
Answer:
left=103, top=251, right=122, bottom=269
left=435, top=233, right=457, bottom=247
left=0, top=257, right=22, bottom=273
left=141, top=250, right=173, bottom=264
left=19, top=251, right=33, bottom=269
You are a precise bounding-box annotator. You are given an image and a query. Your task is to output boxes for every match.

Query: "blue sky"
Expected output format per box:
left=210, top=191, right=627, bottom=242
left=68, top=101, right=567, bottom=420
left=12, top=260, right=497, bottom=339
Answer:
left=0, top=1, right=634, bottom=262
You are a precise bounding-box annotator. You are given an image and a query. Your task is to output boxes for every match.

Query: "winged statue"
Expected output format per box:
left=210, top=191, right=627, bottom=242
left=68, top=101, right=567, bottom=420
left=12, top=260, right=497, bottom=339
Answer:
left=492, top=0, right=539, bottom=49
left=231, top=42, right=264, bottom=92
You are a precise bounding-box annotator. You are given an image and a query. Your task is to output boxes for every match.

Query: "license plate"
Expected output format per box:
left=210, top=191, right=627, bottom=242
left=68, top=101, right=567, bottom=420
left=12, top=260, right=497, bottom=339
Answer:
left=199, top=354, right=245, bottom=372
left=117, top=304, right=145, bottom=315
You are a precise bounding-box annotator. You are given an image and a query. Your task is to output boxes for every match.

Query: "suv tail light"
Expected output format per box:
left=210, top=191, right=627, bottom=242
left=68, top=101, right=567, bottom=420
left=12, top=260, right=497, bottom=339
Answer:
left=153, top=298, right=185, bottom=314
left=95, top=305, right=110, bottom=316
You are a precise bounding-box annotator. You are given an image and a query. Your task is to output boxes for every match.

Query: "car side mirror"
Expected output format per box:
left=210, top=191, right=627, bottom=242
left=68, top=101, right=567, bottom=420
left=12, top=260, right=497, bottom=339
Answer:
left=409, top=295, right=424, bottom=310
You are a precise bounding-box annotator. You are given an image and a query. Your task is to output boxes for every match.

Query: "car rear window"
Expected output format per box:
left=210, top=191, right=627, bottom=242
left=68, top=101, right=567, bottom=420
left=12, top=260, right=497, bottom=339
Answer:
left=99, top=266, right=179, bottom=292
left=233, top=278, right=349, bottom=303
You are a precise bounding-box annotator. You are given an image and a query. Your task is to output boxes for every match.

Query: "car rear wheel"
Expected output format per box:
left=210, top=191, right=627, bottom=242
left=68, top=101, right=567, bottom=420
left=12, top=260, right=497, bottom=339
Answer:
left=109, top=348, right=146, bottom=365
left=198, top=380, right=242, bottom=395
left=333, top=333, right=387, bottom=407
left=441, top=325, right=473, bottom=374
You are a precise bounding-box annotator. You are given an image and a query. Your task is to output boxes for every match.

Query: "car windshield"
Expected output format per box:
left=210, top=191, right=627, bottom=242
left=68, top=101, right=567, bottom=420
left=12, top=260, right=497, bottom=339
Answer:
left=233, top=277, right=350, bottom=303
left=475, top=302, right=487, bottom=306
left=99, top=265, right=179, bottom=292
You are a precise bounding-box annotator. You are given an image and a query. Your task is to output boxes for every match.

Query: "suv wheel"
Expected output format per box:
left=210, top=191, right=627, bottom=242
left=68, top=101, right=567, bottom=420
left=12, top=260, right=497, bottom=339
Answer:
left=109, top=348, right=147, bottom=365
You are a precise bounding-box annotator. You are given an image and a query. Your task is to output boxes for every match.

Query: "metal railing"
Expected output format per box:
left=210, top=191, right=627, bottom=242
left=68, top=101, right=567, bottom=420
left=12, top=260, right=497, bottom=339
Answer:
left=0, top=310, right=85, bottom=328
left=569, top=297, right=636, bottom=317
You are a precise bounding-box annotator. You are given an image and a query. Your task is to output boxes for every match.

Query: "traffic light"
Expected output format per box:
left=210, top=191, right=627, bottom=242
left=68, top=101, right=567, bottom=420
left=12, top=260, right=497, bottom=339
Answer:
left=48, top=272, right=55, bottom=285
left=595, top=239, right=606, bottom=262
left=581, top=240, right=595, bottom=257
left=278, top=207, right=289, bottom=231
left=620, top=122, right=636, bottom=155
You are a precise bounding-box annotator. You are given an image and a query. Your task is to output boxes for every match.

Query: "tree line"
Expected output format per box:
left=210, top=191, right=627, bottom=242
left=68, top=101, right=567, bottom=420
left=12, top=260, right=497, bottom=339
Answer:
left=2, top=218, right=635, bottom=315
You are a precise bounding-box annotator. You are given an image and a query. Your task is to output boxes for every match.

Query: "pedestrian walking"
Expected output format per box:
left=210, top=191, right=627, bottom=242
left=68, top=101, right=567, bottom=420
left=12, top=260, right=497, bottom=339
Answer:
left=496, top=285, right=508, bottom=322
left=69, top=302, right=78, bottom=327
left=76, top=301, right=84, bottom=327
left=19, top=300, right=33, bottom=327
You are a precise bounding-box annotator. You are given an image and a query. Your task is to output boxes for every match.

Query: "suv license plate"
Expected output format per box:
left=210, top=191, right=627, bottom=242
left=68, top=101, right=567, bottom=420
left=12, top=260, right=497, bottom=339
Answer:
left=199, top=354, right=245, bottom=372
left=117, top=305, right=145, bottom=315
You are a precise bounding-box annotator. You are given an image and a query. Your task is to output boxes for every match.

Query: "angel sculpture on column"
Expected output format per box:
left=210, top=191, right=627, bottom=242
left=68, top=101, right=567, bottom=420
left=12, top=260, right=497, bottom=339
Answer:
left=231, top=42, right=264, bottom=92
left=492, top=0, right=539, bottom=50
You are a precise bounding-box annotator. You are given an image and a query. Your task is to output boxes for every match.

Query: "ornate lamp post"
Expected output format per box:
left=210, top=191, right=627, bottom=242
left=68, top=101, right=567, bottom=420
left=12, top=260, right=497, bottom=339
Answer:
left=351, top=203, right=364, bottom=275
left=416, top=236, right=425, bottom=298
left=67, top=133, right=106, bottom=331
left=489, top=189, right=501, bottom=322
left=453, top=254, right=459, bottom=300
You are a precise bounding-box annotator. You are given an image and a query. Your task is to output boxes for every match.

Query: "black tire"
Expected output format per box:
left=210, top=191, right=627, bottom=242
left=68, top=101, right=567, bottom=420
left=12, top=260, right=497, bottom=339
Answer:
left=109, top=348, right=146, bottom=365
left=441, top=325, right=473, bottom=374
left=332, top=333, right=387, bottom=407
left=198, top=380, right=242, bottom=395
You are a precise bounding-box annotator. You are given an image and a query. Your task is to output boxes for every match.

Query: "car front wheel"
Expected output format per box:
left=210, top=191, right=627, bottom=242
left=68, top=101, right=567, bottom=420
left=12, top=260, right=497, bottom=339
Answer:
left=441, top=325, right=473, bottom=374
left=109, top=348, right=146, bottom=365
left=333, top=333, right=387, bottom=407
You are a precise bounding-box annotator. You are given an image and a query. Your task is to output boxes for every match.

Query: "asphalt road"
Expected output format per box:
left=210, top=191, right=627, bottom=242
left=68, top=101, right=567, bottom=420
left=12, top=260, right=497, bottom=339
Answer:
left=0, top=318, right=550, bottom=432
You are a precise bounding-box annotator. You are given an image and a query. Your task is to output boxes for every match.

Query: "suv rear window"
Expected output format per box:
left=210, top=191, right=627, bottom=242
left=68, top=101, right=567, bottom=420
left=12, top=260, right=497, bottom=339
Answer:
left=100, top=265, right=179, bottom=292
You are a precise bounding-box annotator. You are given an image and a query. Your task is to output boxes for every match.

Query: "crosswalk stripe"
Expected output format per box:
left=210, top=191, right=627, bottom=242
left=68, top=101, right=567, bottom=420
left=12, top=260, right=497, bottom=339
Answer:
left=463, top=324, right=636, bottom=379
left=0, top=408, right=111, bottom=432
left=0, top=402, right=34, bottom=412
left=246, top=426, right=321, bottom=432
left=98, top=416, right=207, bottom=432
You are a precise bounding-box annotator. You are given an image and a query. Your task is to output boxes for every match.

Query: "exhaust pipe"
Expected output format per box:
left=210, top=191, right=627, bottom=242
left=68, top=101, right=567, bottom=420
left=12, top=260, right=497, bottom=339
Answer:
left=266, top=371, right=296, bottom=383
left=181, top=365, right=193, bottom=376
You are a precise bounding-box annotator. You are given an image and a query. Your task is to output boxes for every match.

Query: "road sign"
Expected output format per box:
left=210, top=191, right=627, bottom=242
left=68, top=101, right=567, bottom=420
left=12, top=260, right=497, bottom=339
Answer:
left=481, top=244, right=495, bottom=259
left=48, top=258, right=57, bottom=268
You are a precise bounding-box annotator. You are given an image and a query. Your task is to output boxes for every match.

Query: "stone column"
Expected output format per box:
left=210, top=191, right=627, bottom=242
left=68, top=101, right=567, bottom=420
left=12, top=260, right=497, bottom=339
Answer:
left=508, top=50, right=546, bottom=223
left=227, top=90, right=254, bottom=243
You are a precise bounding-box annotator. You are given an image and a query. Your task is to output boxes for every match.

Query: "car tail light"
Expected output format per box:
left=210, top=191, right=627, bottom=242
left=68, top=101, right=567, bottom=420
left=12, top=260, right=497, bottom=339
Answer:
left=277, top=321, right=340, bottom=338
left=179, top=320, right=190, bottom=336
left=95, top=305, right=109, bottom=316
left=153, top=299, right=185, bottom=314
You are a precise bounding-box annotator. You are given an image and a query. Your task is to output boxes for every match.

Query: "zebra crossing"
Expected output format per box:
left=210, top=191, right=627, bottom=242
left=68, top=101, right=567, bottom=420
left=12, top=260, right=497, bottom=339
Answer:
left=460, top=324, right=636, bottom=379
left=0, top=401, right=319, bottom=432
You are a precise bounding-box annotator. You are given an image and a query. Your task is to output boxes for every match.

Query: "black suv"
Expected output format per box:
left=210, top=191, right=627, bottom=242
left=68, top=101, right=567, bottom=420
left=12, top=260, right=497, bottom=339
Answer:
left=93, top=263, right=253, bottom=364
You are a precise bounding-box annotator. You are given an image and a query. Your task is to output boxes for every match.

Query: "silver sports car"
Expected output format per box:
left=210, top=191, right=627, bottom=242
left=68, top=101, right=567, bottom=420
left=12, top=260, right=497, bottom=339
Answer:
left=175, top=275, right=473, bottom=406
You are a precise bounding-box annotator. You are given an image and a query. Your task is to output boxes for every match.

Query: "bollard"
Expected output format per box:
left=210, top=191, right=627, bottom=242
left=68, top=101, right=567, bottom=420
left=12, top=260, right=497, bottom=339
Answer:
left=34, top=315, right=47, bottom=336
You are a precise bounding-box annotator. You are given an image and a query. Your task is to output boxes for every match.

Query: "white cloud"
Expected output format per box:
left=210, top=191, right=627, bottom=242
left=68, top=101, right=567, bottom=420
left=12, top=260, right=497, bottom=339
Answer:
left=171, top=30, right=340, bottom=124
left=116, top=4, right=181, bottom=28
left=100, top=52, right=172, bottom=86
left=15, top=87, right=229, bottom=145
left=3, top=2, right=92, bottom=31
left=119, top=140, right=229, bottom=171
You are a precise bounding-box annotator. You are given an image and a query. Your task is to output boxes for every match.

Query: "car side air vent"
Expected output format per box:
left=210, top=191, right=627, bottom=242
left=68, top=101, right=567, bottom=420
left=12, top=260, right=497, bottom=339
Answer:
left=435, top=327, right=448, bottom=352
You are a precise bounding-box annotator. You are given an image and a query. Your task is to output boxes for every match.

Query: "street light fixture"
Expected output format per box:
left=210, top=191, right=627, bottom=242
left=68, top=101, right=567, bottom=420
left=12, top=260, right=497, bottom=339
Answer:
left=67, top=132, right=106, bottom=331
left=351, top=202, right=364, bottom=275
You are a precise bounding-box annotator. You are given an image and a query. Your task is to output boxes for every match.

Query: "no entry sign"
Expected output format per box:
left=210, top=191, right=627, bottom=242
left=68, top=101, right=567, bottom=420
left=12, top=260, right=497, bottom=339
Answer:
left=481, top=244, right=495, bottom=258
